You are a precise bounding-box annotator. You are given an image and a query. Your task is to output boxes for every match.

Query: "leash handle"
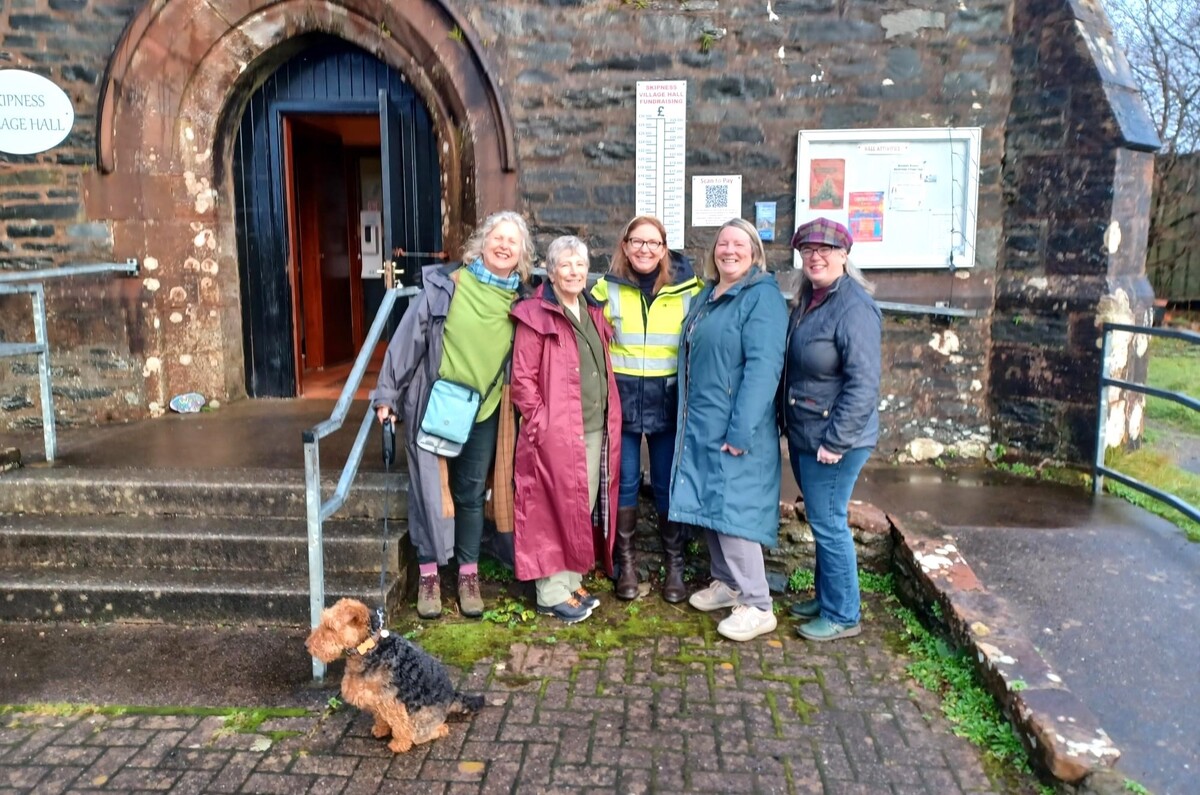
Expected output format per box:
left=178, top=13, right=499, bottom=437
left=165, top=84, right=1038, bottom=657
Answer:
left=382, top=417, right=396, bottom=468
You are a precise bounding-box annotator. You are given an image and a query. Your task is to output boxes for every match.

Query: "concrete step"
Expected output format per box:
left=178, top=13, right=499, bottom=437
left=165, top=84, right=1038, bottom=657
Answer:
left=0, top=566, right=402, bottom=625
left=0, top=467, right=409, bottom=519
left=0, top=514, right=403, bottom=574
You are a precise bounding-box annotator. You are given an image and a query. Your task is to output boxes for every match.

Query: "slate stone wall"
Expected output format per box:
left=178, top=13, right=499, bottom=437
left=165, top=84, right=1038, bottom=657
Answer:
left=0, top=0, right=1156, bottom=464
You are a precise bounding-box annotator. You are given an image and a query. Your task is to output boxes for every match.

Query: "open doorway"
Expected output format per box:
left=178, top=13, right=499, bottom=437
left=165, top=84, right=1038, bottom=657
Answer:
left=283, top=115, right=385, bottom=397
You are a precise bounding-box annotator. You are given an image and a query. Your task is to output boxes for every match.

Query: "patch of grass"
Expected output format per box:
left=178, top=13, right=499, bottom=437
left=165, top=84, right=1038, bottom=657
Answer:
left=2, top=704, right=308, bottom=742
left=787, top=568, right=814, bottom=592
left=1104, top=446, right=1200, bottom=542
left=1124, top=778, right=1152, bottom=794
left=1145, top=336, right=1200, bottom=436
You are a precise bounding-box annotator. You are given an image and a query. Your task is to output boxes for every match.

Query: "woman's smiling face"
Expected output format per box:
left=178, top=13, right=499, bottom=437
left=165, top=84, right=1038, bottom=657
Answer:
left=713, top=225, right=756, bottom=286
left=481, top=220, right=523, bottom=276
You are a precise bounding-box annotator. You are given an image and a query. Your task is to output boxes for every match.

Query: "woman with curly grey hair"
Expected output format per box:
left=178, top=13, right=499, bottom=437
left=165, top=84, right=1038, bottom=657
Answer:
left=371, top=211, right=534, bottom=620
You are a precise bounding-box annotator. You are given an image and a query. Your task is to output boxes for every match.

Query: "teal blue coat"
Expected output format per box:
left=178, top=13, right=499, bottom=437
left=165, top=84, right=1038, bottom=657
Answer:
left=668, top=269, right=788, bottom=546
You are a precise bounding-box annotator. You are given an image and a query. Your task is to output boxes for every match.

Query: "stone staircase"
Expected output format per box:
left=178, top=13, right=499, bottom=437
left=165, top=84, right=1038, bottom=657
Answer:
left=0, top=466, right=410, bottom=625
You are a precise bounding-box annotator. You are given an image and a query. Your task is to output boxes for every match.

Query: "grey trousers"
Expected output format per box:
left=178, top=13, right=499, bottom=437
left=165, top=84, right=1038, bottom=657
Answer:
left=536, top=429, right=603, bottom=607
left=705, top=529, right=772, bottom=611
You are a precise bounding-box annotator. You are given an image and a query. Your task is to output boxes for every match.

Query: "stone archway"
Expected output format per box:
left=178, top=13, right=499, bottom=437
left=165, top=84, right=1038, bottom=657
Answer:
left=84, top=0, right=517, bottom=412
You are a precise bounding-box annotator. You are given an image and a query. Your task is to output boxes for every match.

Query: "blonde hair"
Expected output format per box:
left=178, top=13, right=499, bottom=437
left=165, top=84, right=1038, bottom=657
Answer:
left=702, top=218, right=765, bottom=281
left=608, top=215, right=672, bottom=294
left=796, top=257, right=877, bottom=299
left=461, top=210, right=535, bottom=282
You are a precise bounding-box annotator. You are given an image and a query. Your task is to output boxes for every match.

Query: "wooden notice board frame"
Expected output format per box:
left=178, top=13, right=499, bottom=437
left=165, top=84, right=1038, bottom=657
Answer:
left=793, top=127, right=981, bottom=270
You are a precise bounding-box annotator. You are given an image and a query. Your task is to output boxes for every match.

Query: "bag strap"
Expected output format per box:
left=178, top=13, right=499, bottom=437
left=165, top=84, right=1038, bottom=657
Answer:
left=480, top=332, right=514, bottom=404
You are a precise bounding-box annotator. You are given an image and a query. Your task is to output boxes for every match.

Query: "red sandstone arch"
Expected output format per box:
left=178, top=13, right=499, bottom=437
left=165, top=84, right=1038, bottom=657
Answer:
left=83, top=0, right=517, bottom=409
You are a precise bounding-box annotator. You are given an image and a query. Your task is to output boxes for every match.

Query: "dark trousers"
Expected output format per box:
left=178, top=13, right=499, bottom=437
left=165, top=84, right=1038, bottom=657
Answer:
left=432, top=409, right=499, bottom=565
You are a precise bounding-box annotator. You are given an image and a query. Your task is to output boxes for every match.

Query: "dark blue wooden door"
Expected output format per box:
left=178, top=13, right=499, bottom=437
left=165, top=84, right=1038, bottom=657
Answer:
left=232, top=36, right=441, bottom=397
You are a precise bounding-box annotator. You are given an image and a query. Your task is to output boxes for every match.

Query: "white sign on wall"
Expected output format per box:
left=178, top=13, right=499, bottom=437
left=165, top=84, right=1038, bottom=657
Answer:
left=691, top=175, right=742, bottom=227
left=0, top=69, right=75, bottom=155
left=635, top=80, right=687, bottom=250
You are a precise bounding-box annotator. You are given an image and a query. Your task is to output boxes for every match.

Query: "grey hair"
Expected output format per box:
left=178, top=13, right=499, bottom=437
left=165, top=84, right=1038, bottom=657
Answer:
left=461, top=210, right=535, bottom=282
left=545, top=235, right=589, bottom=276
left=796, top=256, right=877, bottom=298
left=702, top=218, right=766, bottom=281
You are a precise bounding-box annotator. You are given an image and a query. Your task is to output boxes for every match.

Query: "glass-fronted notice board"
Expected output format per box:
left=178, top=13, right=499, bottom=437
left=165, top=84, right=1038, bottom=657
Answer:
left=793, top=127, right=981, bottom=270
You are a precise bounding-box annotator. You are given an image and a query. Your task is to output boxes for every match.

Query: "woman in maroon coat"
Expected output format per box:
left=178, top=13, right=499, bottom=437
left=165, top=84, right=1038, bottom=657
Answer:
left=510, top=236, right=622, bottom=624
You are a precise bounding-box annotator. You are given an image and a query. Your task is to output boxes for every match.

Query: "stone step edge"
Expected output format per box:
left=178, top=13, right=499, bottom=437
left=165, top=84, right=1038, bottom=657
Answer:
left=0, top=513, right=405, bottom=539
left=890, top=511, right=1120, bottom=787
left=0, top=565, right=398, bottom=593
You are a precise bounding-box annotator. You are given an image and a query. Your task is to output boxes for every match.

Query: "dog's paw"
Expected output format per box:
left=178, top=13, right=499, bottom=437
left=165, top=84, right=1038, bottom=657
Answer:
left=387, top=735, right=413, bottom=754
left=371, top=718, right=391, bottom=739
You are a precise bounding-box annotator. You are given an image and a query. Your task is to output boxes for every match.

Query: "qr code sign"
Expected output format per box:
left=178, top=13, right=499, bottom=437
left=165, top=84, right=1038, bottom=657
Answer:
left=704, top=184, right=729, bottom=209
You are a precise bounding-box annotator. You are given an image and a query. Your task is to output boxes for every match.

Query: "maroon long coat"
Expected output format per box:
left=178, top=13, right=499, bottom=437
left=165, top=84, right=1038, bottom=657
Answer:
left=510, top=285, right=622, bottom=581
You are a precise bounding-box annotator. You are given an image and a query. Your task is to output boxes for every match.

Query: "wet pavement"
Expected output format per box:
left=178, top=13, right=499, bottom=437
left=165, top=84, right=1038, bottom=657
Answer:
left=1, top=401, right=1198, bottom=793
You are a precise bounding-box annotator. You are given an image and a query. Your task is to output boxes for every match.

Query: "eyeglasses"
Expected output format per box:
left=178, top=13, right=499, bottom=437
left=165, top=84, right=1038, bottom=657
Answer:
left=625, top=237, right=664, bottom=252
left=798, top=244, right=840, bottom=258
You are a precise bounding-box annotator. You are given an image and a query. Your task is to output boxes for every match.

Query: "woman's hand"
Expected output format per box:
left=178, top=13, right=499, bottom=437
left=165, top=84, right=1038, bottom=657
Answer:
left=816, top=444, right=842, bottom=465
left=721, top=442, right=745, bottom=457
left=375, top=406, right=395, bottom=425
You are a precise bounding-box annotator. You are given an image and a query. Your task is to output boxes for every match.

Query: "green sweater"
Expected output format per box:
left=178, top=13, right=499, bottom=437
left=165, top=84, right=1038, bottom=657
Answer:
left=439, top=269, right=515, bottom=421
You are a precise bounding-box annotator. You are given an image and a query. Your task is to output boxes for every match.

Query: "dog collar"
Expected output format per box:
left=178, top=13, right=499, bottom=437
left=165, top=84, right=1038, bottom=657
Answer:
left=351, top=629, right=389, bottom=656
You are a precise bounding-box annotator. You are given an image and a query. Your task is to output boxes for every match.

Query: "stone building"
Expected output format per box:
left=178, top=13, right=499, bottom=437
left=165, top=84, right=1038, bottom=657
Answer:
left=0, top=0, right=1160, bottom=463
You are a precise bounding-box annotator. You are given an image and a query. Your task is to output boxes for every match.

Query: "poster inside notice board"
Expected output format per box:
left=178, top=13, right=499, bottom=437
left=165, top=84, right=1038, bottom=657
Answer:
left=793, top=127, right=981, bottom=270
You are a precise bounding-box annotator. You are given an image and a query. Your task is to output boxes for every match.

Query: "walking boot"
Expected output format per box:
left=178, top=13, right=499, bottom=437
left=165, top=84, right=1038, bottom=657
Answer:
left=416, top=573, right=441, bottom=620
left=458, top=572, right=484, bottom=618
left=614, top=507, right=640, bottom=600
left=659, top=515, right=687, bottom=604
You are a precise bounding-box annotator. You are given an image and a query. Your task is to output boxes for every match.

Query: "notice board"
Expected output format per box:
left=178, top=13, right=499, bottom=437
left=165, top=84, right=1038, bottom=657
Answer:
left=793, top=127, right=981, bottom=270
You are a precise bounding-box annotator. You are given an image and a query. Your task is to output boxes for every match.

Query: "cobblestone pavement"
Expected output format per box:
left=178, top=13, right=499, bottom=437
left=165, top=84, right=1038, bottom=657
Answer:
left=0, top=595, right=1039, bottom=794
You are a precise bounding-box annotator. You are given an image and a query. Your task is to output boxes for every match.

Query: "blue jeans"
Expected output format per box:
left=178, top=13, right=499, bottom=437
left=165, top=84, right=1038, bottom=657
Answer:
left=789, top=446, right=872, bottom=626
left=618, top=429, right=675, bottom=514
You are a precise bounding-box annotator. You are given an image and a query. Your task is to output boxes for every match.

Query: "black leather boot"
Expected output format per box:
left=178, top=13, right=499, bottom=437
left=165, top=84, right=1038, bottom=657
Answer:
left=614, top=507, right=639, bottom=600
left=659, top=515, right=687, bottom=603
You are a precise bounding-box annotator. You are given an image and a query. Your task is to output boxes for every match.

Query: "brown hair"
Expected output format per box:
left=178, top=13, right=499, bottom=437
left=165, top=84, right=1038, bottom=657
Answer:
left=608, top=215, right=673, bottom=294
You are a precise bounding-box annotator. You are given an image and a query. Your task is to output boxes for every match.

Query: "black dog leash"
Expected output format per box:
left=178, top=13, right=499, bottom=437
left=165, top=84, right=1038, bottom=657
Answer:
left=378, top=418, right=396, bottom=631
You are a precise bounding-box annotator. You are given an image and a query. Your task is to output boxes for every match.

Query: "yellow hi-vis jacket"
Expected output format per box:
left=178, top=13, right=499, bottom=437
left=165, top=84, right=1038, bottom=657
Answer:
left=592, top=270, right=702, bottom=433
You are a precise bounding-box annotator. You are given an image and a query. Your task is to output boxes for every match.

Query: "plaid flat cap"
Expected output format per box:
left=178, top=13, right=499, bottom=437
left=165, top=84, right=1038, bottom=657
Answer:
left=791, top=217, right=853, bottom=253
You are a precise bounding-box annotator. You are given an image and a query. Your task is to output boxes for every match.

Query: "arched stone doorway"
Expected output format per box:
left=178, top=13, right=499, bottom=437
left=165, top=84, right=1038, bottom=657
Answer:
left=85, top=0, right=517, bottom=411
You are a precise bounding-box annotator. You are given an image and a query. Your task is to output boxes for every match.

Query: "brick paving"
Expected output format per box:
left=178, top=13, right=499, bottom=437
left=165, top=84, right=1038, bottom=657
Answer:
left=0, top=595, right=1039, bottom=794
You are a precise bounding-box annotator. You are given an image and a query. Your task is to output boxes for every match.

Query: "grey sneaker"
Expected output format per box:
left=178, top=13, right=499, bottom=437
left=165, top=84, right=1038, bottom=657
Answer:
left=416, top=574, right=441, bottom=620
left=688, top=580, right=740, bottom=612
left=717, top=604, right=778, bottom=642
left=797, top=616, right=862, bottom=642
left=458, top=572, right=484, bottom=618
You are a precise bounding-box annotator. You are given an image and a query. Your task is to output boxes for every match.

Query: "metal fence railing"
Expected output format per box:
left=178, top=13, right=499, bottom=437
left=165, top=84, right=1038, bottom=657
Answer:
left=1093, top=322, right=1200, bottom=524
left=302, top=284, right=419, bottom=681
left=0, top=260, right=140, bottom=462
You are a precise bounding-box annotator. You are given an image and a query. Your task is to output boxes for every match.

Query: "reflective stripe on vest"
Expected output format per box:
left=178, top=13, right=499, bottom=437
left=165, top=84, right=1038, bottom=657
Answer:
left=604, top=281, right=686, bottom=378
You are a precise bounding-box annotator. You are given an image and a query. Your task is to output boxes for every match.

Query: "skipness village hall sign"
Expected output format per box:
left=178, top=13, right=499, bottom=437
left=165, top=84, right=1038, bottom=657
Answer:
left=0, top=69, right=74, bottom=155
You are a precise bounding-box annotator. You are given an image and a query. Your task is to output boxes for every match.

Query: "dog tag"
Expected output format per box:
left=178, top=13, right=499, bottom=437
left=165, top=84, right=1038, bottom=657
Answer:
left=379, top=630, right=390, bottom=638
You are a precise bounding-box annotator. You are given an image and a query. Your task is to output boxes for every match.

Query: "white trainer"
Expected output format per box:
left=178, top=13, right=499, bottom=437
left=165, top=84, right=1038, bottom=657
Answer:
left=688, top=580, right=741, bottom=612
left=717, top=604, right=778, bottom=642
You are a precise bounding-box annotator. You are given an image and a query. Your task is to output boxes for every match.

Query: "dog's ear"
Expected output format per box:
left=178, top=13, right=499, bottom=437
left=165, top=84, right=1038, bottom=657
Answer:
left=341, top=599, right=371, bottom=632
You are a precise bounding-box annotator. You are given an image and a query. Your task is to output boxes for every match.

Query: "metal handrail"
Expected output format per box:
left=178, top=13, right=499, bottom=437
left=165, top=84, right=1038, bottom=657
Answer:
left=302, top=284, right=419, bottom=680
left=1093, top=321, right=1200, bottom=524
left=0, top=259, right=140, bottom=462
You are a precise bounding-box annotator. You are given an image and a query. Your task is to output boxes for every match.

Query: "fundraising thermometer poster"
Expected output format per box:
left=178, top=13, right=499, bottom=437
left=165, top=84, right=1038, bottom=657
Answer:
left=636, top=80, right=687, bottom=250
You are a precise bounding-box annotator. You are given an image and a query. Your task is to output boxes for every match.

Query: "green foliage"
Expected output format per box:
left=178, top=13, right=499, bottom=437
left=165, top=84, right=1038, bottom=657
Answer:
left=1124, top=778, right=1152, bottom=794
left=478, top=555, right=514, bottom=583
left=858, top=570, right=895, bottom=595
left=787, top=568, right=815, bottom=592
left=1145, top=336, right=1200, bottom=435
left=447, top=25, right=465, bottom=43
left=698, top=31, right=716, bottom=52
left=481, top=598, right=536, bottom=627
left=893, top=604, right=1033, bottom=772
left=1104, top=446, right=1200, bottom=542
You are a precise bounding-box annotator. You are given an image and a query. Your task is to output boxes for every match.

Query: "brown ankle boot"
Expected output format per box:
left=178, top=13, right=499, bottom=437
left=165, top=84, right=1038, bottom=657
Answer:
left=659, top=515, right=687, bottom=604
left=416, top=573, right=442, bottom=620
left=614, top=507, right=639, bottom=600
left=458, top=572, right=484, bottom=618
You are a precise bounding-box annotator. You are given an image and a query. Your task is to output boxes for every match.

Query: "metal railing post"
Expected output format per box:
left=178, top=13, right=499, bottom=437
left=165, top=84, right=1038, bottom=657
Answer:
left=1093, top=324, right=1111, bottom=495
left=304, top=433, right=326, bottom=681
left=30, top=284, right=56, bottom=463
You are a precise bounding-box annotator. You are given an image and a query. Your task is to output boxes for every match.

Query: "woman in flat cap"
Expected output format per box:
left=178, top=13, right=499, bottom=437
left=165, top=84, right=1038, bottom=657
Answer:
left=781, top=218, right=881, bottom=642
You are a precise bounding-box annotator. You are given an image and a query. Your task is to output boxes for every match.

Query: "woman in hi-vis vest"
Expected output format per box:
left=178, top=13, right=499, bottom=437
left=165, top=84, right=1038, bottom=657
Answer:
left=591, top=215, right=702, bottom=602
